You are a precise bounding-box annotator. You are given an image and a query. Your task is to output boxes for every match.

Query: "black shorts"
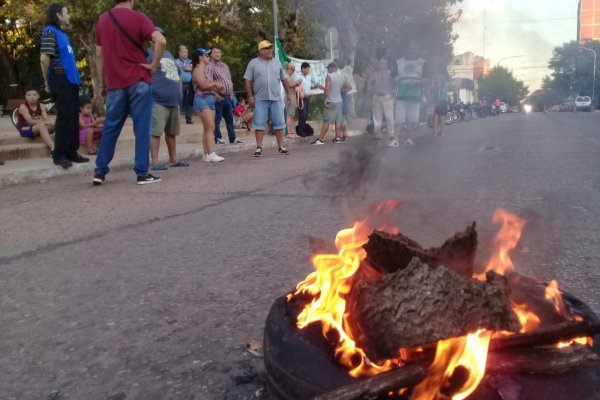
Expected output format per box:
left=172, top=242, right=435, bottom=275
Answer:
left=434, top=101, right=448, bottom=116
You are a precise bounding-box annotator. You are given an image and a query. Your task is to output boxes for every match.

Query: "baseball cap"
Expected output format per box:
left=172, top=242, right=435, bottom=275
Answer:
left=258, top=40, right=273, bottom=50
left=196, top=48, right=212, bottom=56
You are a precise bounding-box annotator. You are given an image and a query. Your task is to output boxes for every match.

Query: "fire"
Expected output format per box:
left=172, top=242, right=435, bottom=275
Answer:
left=557, top=337, right=593, bottom=348
left=545, top=279, right=569, bottom=316
left=290, top=200, right=402, bottom=377
left=412, top=330, right=492, bottom=400
left=289, top=205, right=592, bottom=395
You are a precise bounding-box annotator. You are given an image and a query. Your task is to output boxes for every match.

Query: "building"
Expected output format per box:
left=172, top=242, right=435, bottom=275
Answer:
left=578, top=0, right=600, bottom=42
left=447, top=52, right=490, bottom=103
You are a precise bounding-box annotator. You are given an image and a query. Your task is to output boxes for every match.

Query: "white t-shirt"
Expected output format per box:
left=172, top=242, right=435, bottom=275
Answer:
left=300, top=73, right=312, bottom=96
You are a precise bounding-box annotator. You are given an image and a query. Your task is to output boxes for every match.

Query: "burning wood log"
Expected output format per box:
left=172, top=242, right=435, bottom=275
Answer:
left=488, top=345, right=600, bottom=375
left=355, top=258, right=520, bottom=360
left=363, top=222, right=478, bottom=277
left=490, top=320, right=600, bottom=351
left=312, top=364, right=427, bottom=400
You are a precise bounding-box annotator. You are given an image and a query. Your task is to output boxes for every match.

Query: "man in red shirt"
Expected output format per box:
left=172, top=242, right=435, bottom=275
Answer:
left=93, top=0, right=166, bottom=186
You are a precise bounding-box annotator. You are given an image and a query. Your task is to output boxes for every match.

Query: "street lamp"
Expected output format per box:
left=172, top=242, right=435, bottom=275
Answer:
left=578, top=46, right=596, bottom=107
left=497, top=55, right=524, bottom=67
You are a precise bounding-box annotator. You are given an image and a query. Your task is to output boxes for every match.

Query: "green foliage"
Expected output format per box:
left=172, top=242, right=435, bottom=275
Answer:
left=477, top=66, right=529, bottom=105
left=0, top=0, right=461, bottom=104
left=543, top=40, right=600, bottom=100
left=528, top=88, right=562, bottom=111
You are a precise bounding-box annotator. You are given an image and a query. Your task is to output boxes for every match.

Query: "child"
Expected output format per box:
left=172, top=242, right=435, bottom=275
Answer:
left=15, top=87, right=55, bottom=151
left=79, top=96, right=104, bottom=155
left=233, top=96, right=253, bottom=131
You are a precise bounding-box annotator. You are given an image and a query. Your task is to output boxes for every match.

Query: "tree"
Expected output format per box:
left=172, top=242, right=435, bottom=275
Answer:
left=544, top=40, right=600, bottom=101
left=528, top=88, right=561, bottom=111
left=477, top=66, right=529, bottom=105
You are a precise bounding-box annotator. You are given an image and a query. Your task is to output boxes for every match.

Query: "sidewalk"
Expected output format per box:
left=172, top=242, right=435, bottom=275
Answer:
left=0, top=116, right=367, bottom=188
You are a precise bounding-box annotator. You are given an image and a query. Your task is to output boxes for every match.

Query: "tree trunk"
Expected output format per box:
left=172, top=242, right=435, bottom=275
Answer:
left=84, top=26, right=102, bottom=101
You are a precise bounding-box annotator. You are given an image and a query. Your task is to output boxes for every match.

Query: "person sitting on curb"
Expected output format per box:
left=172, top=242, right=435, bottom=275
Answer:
left=78, top=95, right=104, bottom=155
left=148, top=27, right=190, bottom=170
left=15, top=87, right=55, bottom=153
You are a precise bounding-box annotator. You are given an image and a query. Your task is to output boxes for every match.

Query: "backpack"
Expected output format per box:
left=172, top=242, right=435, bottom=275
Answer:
left=297, top=123, right=314, bottom=137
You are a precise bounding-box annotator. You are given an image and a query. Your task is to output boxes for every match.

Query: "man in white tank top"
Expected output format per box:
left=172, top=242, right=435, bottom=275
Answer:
left=312, top=62, right=351, bottom=145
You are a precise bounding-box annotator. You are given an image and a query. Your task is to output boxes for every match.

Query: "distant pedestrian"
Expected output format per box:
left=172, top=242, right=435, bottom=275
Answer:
left=311, top=62, right=351, bottom=145
left=147, top=30, right=189, bottom=170
left=176, top=45, right=194, bottom=124
left=297, top=62, right=318, bottom=136
left=206, top=45, right=242, bottom=144
left=40, top=3, right=88, bottom=169
left=243, top=40, right=291, bottom=157
left=390, top=40, right=428, bottom=148
left=367, top=56, right=395, bottom=140
left=191, top=48, right=225, bottom=162
left=284, top=61, right=302, bottom=139
left=93, top=0, right=166, bottom=185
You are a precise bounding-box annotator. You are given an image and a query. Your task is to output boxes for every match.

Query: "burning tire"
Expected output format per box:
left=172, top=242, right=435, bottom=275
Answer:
left=264, top=292, right=600, bottom=400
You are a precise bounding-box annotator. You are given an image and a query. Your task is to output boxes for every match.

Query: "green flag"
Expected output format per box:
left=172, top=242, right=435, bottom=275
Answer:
left=275, top=37, right=291, bottom=136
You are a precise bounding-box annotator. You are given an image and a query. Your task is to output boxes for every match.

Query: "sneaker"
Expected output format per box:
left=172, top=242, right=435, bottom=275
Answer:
left=278, top=147, right=289, bottom=155
left=53, top=158, right=72, bottom=169
left=230, top=140, right=244, bottom=144
left=375, top=133, right=383, bottom=140
left=92, top=173, right=105, bottom=186
left=68, top=154, right=90, bottom=163
left=203, top=152, right=225, bottom=162
left=215, top=138, right=226, bottom=144
left=136, top=173, right=162, bottom=185
left=311, top=139, right=325, bottom=145
left=253, top=147, right=263, bottom=157
left=404, top=139, right=416, bottom=147
left=332, top=138, right=342, bottom=144
left=387, top=139, right=400, bottom=148
left=186, top=119, right=194, bottom=125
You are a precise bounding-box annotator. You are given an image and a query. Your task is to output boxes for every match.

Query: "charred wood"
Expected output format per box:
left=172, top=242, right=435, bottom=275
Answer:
left=363, top=223, right=477, bottom=277
left=355, top=259, right=520, bottom=360
left=490, top=320, right=600, bottom=351
left=312, top=364, right=426, bottom=400
left=487, top=345, right=600, bottom=375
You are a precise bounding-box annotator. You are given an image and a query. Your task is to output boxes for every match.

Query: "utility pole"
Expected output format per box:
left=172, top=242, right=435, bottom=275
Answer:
left=272, top=0, right=279, bottom=38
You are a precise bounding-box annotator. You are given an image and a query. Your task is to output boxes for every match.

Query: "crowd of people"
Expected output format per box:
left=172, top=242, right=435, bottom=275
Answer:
left=13, top=1, right=447, bottom=183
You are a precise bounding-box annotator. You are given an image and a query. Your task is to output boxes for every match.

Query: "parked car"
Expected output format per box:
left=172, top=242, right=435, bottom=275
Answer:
left=575, top=96, right=592, bottom=112
left=559, top=101, right=574, bottom=112
left=509, top=105, right=519, bottom=113
left=499, top=102, right=508, bottom=113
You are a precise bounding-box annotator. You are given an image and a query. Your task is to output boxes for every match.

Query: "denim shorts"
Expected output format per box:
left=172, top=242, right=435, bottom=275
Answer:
left=253, top=99, right=285, bottom=131
left=193, top=94, right=216, bottom=113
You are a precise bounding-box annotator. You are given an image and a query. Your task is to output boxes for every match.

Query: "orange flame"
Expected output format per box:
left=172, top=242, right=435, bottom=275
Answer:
left=545, top=279, right=570, bottom=317
left=290, top=200, right=402, bottom=377
left=477, top=208, right=525, bottom=278
left=557, top=337, right=594, bottom=348
left=412, top=330, right=492, bottom=400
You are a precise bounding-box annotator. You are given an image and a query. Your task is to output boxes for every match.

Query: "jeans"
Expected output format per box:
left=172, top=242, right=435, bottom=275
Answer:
left=49, top=73, right=79, bottom=161
left=95, top=81, right=152, bottom=176
left=182, top=82, right=194, bottom=121
left=253, top=99, right=285, bottom=130
left=214, top=97, right=237, bottom=142
left=297, top=97, right=311, bottom=134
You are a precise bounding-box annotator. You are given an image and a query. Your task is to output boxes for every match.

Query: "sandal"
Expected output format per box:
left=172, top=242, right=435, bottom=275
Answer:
left=169, top=159, right=190, bottom=167
left=87, top=149, right=98, bottom=155
left=151, top=162, right=169, bottom=171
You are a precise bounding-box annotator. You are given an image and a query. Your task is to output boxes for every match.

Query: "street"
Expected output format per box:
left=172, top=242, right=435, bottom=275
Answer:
left=1, top=111, right=600, bottom=400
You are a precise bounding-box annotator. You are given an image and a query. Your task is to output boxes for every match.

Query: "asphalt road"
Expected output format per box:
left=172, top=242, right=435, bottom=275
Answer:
left=1, top=111, right=600, bottom=400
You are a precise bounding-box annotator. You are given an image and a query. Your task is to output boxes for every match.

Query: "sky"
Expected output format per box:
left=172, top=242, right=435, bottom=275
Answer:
left=451, top=0, right=579, bottom=91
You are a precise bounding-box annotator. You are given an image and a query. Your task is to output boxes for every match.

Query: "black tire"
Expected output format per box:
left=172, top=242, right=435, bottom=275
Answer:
left=264, top=291, right=600, bottom=400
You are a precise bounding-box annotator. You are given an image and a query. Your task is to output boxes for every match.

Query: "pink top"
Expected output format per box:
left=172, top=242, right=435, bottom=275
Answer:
left=193, top=65, right=214, bottom=96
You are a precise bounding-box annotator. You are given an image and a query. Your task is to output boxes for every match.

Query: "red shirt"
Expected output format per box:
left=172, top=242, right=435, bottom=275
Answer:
left=95, top=8, right=156, bottom=90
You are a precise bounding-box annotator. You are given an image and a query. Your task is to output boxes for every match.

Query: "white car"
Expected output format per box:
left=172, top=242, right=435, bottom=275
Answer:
left=575, top=96, right=592, bottom=112
left=499, top=102, right=508, bottom=113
